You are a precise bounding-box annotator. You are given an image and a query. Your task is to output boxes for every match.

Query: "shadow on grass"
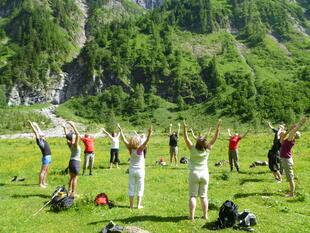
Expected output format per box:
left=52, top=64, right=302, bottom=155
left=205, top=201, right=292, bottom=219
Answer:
left=240, top=178, right=265, bottom=185
left=238, top=170, right=269, bottom=175
left=234, top=192, right=277, bottom=199
left=11, top=194, right=50, bottom=199
left=2, top=183, right=38, bottom=187
left=202, top=221, right=219, bottom=230
left=88, top=215, right=187, bottom=225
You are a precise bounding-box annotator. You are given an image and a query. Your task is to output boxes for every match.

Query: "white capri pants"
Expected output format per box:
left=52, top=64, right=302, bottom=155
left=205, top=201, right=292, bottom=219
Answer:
left=189, top=169, right=209, bottom=197
left=128, top=168, right=145, bottom=196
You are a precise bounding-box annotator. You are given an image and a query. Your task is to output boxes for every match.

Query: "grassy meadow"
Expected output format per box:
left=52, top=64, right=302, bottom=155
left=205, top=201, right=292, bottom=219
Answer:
left=0, top=132, right=310, bottom=233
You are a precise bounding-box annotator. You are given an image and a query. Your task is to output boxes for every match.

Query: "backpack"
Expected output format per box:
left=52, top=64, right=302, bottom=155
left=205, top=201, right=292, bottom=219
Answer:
left=180, top=157, right=189, bottom=164
left=50, top=186, right=74, bottom=212
left=95, top=193, right=109, bottom=205
left=216, top=200, right=239, bottom=229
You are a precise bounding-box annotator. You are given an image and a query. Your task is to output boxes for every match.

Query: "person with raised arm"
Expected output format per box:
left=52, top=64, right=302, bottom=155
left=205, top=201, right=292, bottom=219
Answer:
left=28, top=121, right=51, bottom=188
left=62, top=121, right=81, bottom=197
left=102, top=128, right=121, bottom=169
left=168, top=123, right=181, bottom=166
left=227, top=128, right=249, bottom=172
left=279, top=117, right=308, bottom=197
left=267, top=122, right=285, bottom=182
left=190, top=128, right=212, bottom=140
left=118, top=123, right=152, bottom=209
left=134, top=131, right=148, bottom=158
left=81, top=129, right=103, bottom=176
left=183, top=119, right=222, bottom=220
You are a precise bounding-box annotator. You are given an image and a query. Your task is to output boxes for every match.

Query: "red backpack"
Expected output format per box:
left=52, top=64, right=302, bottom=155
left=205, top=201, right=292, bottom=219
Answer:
left=95, top=193, right=109, bottom=205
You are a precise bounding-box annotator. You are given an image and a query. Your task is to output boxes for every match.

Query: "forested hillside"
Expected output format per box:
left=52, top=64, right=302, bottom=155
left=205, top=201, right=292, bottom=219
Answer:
left=0, top=0, right=309, bottom=127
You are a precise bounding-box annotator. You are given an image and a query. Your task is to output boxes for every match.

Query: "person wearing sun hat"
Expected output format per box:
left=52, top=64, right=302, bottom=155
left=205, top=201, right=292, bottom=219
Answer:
left=28, top=120, right=51, bottom=188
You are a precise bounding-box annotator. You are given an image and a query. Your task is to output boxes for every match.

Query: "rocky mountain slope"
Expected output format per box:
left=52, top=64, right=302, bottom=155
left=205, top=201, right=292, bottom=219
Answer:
left=0, top=0, right=309, bottom=123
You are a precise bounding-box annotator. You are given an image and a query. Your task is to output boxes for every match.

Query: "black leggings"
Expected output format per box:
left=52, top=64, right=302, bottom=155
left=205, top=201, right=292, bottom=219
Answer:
left=110, top=149, right=120, bottom=163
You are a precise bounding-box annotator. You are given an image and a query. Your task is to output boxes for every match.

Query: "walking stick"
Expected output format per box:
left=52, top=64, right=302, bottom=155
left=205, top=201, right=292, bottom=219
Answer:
left=32, top=187, right=62, bottom=216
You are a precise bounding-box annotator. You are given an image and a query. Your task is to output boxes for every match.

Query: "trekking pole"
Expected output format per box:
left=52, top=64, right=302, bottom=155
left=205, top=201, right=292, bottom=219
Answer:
left=32, top=187, right=62, bottom=216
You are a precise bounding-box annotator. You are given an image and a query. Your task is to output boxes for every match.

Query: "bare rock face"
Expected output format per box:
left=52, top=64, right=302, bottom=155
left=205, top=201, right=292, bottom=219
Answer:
left=7, top=74, right=66, bottom=106
left=131, top=0, right=163, bottom=9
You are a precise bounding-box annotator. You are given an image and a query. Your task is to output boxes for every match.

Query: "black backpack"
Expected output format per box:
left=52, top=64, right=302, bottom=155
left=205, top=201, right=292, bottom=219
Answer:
left=216, top=200, right=239, bottom=229
left=50, top=186, right=74, bottom=212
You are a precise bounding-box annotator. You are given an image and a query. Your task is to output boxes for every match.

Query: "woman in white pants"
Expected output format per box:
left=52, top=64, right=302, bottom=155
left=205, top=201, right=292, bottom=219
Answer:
left=118, top=124, right=152, bottom=209
left=183, top=119, right=222, bottom=220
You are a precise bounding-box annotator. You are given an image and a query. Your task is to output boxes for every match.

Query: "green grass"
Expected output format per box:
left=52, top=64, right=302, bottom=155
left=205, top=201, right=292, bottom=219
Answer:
left=0, top=106, right=52, bottom=134
left=0, top=133, right=310, bottom=233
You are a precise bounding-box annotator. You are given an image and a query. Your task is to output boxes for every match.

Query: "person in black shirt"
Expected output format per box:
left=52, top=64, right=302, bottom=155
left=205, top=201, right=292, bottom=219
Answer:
left=169, top=123, right=181, bottom=166
left=267, top=122, right=285, bottom=182
left=28, top=121, right=51, bottom=188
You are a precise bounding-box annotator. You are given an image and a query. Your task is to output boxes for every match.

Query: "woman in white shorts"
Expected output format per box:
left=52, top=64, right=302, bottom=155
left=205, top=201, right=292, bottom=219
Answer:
left=183, top=119, right=222, bottom=220
left=118, top=124, right=152, bottom=209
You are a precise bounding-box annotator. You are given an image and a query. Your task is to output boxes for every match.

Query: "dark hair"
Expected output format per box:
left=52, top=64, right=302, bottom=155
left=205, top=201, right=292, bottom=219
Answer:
left=195, top=136, right=208, bottom=151
left=66, top=132, right=74, bottom=141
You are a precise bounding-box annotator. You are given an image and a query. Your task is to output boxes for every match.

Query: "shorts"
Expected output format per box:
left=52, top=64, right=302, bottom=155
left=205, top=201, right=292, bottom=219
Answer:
left=42, top=156, right=51, bottom=166
left=281, top=158, right=294, bottom=181
left=170, top=146, right=178, bottom=156
left=189, top=169, right=209, bottom=197
left=69, top=160, right=80, bottom=175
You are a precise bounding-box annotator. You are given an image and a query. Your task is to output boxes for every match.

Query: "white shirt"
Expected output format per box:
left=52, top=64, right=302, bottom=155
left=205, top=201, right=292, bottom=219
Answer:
left=111, top=136, right=119, bottom=149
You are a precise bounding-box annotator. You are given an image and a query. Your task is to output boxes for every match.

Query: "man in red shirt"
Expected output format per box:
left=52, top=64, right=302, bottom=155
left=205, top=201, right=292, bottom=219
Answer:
left=81, top=129, right=103, bottom=175
left=228, top=128, right=249, bottom=172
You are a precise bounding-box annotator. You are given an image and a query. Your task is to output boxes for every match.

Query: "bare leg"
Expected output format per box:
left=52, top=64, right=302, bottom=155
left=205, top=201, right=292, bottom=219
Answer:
left=174, top=154, right=178, bottom=166
left=71, top=174, right=78, bottom=193
left=39, top=165, right=47, bottom=188
left=170, top=153, right=173, bottom=166
left=188, top=196, right=196, bottom=220
left=43, top=165, right=49, bottom=185
left=200, top=197, right=208, bottom=219
left=287, top=179, right=295, bottom=197
left=129, top=196, right=134, bottom=208
left=137, top=196, right=143, bottom=209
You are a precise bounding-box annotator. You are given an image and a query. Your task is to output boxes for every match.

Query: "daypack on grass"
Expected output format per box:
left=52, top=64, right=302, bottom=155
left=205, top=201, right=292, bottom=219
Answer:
left=216, top=200, right=239, bottom=229
left=50, top=186, right=74, bottom=212
left=96, top=193, right=109, bottom=205
left=180, top=157, right=189, bottom=164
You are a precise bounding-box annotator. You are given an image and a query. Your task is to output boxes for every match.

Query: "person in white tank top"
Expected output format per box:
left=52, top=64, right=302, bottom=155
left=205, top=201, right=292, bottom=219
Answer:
left=183, top=119, right=222, bottom=220
left=102, top=128, right=121, bottom=169
left=118, top=124, right=152, bottom=209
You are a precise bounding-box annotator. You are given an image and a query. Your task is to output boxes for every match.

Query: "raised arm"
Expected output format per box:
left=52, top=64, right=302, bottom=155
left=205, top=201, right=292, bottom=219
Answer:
left=102, top=128, right=113, bottom=140
left=287, top=117, right=308, bottom=141
left=208, top=120, right=222, bottom=149
left=241, top=129, right=250, bottom=138
left=67, top=121, right=81, bottom=145
left=177, top=123, right=181, bottom=136
left=28, top=120, right=39, bottom=139
left=227, top=128, right=231, bottom=137
left=205, top=127, right=212, bottom=140
left=267, top=122, right=274, bottom=130
left=93, top=129, right=103, bottom=138
left=169, top=123, right=172, bottom=136
left=190, top=129, right=197, bottom=140
left=139, top=127, right=152, bottom=151
left=62, top=123, right=69, bottom=136
left=183, top=121, right=193, bottom=150
left=117, top=124, right=130, bottom=148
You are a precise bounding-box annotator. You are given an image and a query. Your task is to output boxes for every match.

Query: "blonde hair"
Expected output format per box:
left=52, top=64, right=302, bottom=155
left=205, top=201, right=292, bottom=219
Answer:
left=129, top=136, right=140, bottom=149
